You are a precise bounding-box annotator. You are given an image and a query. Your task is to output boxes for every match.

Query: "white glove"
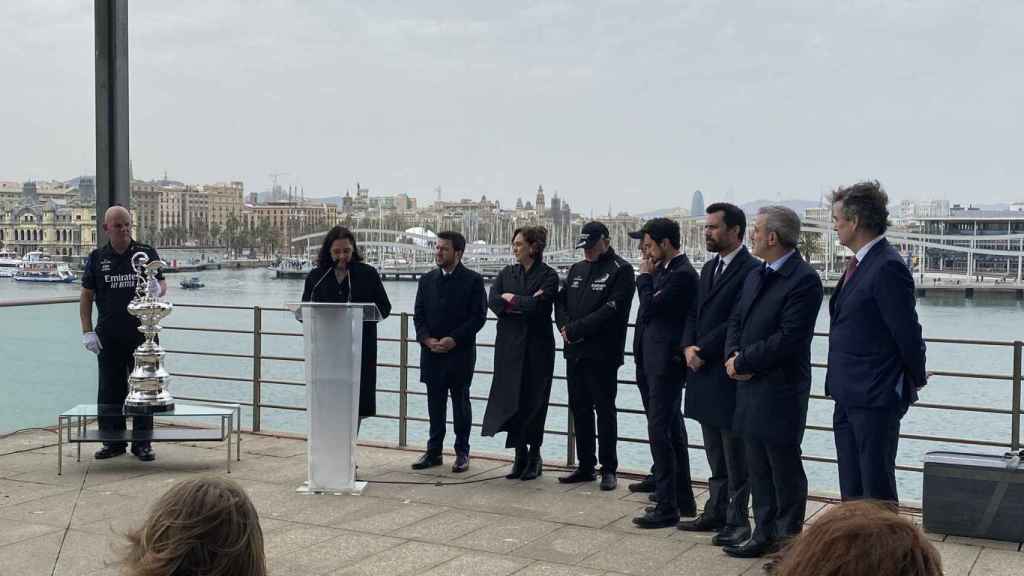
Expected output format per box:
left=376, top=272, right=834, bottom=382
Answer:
left=83, top=331, right=102, bottom=354
left=147, top=276, right=161, bottom=298
left=293, top=307, right=303, bottom=323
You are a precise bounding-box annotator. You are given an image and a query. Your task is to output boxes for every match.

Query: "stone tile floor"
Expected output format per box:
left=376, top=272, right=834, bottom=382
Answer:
left=1, top=429, right=1021, bottom=575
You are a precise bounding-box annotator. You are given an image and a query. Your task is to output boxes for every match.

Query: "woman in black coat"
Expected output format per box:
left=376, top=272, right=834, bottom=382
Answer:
left=301, top=226, right=392, bottom=420
left=482, top=226, right=559, bottom=480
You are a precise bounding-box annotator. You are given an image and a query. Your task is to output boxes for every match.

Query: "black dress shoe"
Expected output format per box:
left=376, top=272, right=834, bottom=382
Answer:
left=411, top=453, right=443, bottom=470
left=506, top=447, right=528, bottom=479
left=94, top=445, right=126, bottom=460
left=600, top=471, right=617, bottom=491
left=557, top=468, right=596, bottom=484
left=130, top=445, right=155, bottom=462
left=711, top=525, right=752, bottom=547
left=632, top=507, right=680, bottom=529
left=628, top=475, right=656, bottom=493
left=451, top=453, right=469, bottom=473
left=520, top=456, right=543, bottom=481
left=677, top=513, right=724, bottom=532
left=723, top=538, right=776, bottom=559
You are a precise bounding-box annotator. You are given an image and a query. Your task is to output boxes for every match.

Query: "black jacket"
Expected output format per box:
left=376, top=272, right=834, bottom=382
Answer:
left=482, top=260, right=560, bottom=438
left=554, top=248, right=635, bottom=366
left=682, top=247, right=760, bottom=428
left=725, top=251, right=823, bottom=446
left=634, top=253, right=699, bottom=378
left=301, top=260, right=392, bottom=418
left=413, top=263, right=488, bottom=386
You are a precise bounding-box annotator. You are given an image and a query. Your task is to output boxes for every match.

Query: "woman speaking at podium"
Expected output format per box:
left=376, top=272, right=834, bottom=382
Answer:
left=301, top=226, right=392, bottom=422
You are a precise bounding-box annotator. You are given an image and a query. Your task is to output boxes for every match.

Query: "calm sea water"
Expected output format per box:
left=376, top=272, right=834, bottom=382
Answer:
left=2, top=265, right=1022, bottom=501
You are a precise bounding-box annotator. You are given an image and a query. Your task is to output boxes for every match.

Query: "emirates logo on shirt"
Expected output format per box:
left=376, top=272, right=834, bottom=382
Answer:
left=104, top=273, right=137, bottom=289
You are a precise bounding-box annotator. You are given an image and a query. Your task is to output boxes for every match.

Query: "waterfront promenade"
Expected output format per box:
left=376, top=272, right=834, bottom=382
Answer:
left=2, top=429, right=1022, bottom=576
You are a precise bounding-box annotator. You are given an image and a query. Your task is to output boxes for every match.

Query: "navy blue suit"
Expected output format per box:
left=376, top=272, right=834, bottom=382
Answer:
left=635, top=253, right=699, bottom=515
left=726, top=250, right=823, bottom=544
left=825, top=238, right=926, bottom=502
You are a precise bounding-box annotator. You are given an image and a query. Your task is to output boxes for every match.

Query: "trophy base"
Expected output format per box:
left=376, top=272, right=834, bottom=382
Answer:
left=124, top=401, right=175, bottom=415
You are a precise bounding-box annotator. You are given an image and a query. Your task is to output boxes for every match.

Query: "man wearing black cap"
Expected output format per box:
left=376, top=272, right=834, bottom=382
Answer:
left=629, top=217, right=699, bottom=529
left=555, top=222, right=635, bottom=490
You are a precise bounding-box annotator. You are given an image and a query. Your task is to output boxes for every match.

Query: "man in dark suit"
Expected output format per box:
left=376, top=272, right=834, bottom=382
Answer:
left=412, top=231, right=487, bottom=473
left=723, top=206, right=824, bottom=559
left=679, top=203, right=759, bottom=546
left=630, top=218, right=699, bottom=529
left=826, top=181, right=927, bottom=503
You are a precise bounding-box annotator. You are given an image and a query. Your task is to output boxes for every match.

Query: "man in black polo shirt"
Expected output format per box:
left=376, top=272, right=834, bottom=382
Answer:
left=79, top=206, right=167, bottom=461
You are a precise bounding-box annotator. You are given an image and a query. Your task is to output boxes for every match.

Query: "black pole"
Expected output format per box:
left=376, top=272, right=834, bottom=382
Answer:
left=95, top=0, right=130, bottom=248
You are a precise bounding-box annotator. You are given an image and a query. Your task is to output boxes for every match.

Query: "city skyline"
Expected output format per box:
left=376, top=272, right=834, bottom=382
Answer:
left=3, top=1, right=1023, bottom=212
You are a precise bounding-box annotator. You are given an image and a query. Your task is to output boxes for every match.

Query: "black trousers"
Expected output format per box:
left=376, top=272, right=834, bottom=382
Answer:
left=425, top=377, right=472, bottom=457
left=636, top=366, right=655, bottom=477
left=746, top=437, right=806, bottom=543
left=97, top=335, right=152, bottom=449
left=833, top=402, right=901, bottom=502
left=646, top=371, right=694, bottom=513
left=567, top=358, right=619, bottom=472
left=701, top=422, right=749, bottom=528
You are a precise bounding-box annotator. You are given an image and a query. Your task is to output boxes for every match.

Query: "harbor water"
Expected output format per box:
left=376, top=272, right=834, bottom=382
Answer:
left=2, top=266, right=1022, bottom=502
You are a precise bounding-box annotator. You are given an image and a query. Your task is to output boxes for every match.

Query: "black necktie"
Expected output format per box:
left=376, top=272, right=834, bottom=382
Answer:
left=712, top=258, right=724, bottom=286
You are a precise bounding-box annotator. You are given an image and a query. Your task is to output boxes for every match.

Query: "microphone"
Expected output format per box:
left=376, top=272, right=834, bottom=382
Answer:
left=309, top=261, right=335, bottom=301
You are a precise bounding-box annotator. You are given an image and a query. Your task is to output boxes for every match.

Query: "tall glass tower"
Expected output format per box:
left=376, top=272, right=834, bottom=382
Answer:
left=690, top=189, right=705, bottom=217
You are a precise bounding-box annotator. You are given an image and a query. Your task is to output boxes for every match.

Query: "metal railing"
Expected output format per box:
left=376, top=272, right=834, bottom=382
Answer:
left=2, top=297, right=1021, bottom=476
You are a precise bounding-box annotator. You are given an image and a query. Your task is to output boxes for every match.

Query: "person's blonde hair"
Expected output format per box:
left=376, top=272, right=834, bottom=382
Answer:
left=775, top=500, right=941, bottom=576
left=120, top=476, right=266, bottom=576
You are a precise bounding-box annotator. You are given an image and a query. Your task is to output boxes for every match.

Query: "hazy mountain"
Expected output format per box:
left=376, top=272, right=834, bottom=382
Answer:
left=639, top=199, right=819, bottom=220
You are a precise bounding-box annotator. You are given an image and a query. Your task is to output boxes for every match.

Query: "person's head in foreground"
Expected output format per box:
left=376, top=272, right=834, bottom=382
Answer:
left=121, top=476, right=266, bottom=576
left=775, top=500, right=941, bottom=576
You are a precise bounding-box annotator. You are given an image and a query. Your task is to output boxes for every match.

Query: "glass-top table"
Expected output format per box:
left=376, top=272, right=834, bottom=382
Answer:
left=58, top=403, right=241, bottom=475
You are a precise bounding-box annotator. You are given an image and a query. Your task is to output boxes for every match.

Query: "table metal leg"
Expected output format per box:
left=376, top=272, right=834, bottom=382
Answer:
left=236, top=406, right=241, bottom=462
left=57, top=416, right=63, bottom=476
left=76, top=416, right=81, bottom=462
left=226, top=414, right=232, bottom=473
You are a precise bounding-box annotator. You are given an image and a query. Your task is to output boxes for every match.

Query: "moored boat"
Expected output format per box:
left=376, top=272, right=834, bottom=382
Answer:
left=271, top=257, right=313, bottom=279
left=12, top=252, right=76, bottom=283
left=0, top=247, right=20, bottom=278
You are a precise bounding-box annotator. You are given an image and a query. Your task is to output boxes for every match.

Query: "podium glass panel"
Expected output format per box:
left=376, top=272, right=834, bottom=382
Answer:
left=288, top=302, right=380, bottom=494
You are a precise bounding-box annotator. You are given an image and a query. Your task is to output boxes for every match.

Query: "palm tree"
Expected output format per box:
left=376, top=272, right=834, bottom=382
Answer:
left=798, top=231, right=822, bottom=266
left=209, top=222, right=222, bottom=248
left=224, top=214, right=240, bottom=257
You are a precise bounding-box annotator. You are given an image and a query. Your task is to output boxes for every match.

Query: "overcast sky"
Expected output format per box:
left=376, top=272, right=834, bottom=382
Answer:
left=2, top=1, right=1022, bottom=213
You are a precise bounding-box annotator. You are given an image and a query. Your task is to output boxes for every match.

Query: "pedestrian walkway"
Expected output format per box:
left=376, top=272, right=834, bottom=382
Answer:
left=1, top=429, right=1021, bottom=575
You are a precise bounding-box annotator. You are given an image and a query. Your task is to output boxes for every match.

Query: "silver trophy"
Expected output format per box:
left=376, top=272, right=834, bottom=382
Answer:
left=124, top=252, right=175, bottom=414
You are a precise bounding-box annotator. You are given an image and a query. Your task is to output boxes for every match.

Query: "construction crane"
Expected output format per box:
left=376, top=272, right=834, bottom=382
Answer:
left=268, top=172, right=290, bottom=201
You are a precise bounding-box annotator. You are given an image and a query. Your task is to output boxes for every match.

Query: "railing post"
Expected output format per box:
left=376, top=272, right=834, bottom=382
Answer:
left=566, top=403, right=576, bottom=467
left=1012, top=340, right=1022, bottom=451
left=399, top=312, right=409, bottom=447
left=252, top=306, right=262, bottom=432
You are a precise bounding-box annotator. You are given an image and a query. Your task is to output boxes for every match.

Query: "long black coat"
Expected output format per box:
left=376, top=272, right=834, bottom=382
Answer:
left=725, top=251, right=823, bottom=446
left=301, top=261, right=392, bottom=418
left=481, top=261, right=560, bottom=441
left=682, top=247, right=760, bottom=428
left=413, top=263, right=488, bottom=387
